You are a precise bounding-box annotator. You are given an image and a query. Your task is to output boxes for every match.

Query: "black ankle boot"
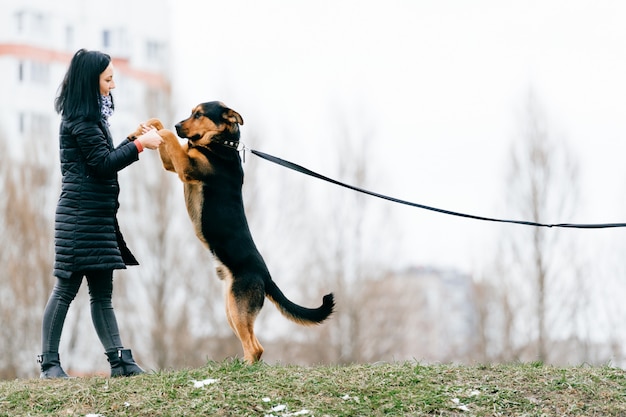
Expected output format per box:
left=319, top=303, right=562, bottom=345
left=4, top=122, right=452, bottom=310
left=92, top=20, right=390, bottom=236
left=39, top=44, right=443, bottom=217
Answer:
left=38, top=353, right=70, bottom=379
left=106, top=349, right=145, bottom=377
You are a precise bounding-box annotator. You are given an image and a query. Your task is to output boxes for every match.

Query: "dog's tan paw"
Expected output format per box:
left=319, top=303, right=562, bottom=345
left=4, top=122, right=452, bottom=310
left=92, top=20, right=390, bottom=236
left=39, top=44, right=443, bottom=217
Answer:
left=127, top=118, right=165, bottom=140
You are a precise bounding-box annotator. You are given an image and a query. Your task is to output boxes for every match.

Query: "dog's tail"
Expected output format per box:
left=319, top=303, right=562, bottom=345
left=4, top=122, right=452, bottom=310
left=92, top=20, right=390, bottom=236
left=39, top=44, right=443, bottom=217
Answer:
left=265, top=280, right=335, bottom=325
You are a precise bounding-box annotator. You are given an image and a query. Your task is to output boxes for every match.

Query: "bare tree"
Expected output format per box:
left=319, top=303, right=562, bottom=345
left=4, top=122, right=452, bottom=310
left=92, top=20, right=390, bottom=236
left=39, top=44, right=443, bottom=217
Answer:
left=0, top=131, right=57, bottom=378
left=257, top=104, right=406, bottom=364
left=495, top=91, right=582, bottom=362
left=476, top=246, right=525, bottom=362
left=301, top=112, right=376, bottom=364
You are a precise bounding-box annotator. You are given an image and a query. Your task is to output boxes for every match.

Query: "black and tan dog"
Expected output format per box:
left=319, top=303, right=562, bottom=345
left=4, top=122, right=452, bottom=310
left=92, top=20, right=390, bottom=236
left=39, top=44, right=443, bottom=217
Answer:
left=135, top=102, right=334, bottom=363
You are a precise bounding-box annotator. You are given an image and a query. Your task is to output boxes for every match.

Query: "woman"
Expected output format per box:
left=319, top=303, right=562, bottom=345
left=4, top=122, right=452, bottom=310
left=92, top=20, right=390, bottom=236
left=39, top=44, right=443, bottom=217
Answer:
left=38, top=49, right=163, bottom=378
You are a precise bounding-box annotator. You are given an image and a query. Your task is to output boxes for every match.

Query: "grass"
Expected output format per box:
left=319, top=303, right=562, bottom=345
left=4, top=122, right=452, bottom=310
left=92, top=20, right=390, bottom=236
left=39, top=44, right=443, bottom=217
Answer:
left=0, top=360, right=625, bottom=416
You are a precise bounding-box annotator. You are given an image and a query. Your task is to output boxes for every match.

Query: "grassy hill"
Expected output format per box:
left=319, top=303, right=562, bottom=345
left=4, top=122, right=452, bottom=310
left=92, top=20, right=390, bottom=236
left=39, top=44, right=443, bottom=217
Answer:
left=0, top=360, right=624, bottom=416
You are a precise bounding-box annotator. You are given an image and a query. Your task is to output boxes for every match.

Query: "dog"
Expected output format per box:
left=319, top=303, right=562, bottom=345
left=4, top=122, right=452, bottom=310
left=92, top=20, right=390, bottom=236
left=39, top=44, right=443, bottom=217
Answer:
left=132, top=101, right=335, bottom=363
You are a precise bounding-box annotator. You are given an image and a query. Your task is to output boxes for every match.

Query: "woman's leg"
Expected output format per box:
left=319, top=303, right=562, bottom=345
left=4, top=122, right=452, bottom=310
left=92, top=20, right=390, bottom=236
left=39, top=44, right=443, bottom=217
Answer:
left=41, top=273, right=83, bottom=354
left=85, top=270, right=123, bottom=352
left=39, top=273, right=83, bottom=378
left=86, top=270, right=145, bottom=376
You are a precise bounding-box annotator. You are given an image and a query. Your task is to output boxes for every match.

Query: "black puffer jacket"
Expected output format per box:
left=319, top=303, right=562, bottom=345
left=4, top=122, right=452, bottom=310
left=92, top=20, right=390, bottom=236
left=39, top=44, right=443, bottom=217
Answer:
left=54, top=118, right=140, bottom=279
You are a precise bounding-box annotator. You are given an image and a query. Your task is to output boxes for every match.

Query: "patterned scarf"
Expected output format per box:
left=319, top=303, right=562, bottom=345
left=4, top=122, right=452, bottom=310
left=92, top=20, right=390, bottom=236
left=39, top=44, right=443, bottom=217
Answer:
left=100, top=94, right=114, bottom=125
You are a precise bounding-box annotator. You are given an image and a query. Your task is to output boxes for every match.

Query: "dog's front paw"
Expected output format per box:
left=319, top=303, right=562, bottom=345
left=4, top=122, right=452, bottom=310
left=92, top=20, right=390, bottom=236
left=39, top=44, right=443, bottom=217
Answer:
left=127, top=118, right=165, bottom=141
left=127, top=124, right=143, bottom=141
left=144, top=118, right=164, bottom=130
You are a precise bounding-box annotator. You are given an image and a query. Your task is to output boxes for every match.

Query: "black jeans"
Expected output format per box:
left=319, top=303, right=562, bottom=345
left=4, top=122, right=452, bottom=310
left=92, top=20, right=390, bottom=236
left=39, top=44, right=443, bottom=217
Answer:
left=41, top=270, right=123, bottom=354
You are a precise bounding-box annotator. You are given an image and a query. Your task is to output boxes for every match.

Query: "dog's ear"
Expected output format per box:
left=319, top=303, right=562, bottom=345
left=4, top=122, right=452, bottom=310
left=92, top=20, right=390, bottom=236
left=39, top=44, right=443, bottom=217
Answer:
left=223, top=109, right=244, bottom=125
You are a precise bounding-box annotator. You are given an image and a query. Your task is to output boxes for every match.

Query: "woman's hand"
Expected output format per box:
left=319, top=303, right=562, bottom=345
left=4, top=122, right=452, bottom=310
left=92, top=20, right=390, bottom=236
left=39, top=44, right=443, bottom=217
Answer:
left=137, top=126, right=163, bottom=150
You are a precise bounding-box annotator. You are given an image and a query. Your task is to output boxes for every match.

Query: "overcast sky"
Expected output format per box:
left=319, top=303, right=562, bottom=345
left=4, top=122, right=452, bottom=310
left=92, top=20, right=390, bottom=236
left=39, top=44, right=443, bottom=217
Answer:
left=170, top=0, right=626, bottom=271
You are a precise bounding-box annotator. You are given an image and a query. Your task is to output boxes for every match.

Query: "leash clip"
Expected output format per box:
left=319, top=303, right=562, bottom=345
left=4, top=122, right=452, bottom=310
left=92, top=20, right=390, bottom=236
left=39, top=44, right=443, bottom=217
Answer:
left=238, top=142, right=247, bottom=163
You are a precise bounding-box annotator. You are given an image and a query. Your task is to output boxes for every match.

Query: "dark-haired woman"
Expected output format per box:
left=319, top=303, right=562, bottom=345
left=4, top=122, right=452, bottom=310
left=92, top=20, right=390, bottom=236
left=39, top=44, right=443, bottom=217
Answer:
left=38, top=49, right=163, bottom=378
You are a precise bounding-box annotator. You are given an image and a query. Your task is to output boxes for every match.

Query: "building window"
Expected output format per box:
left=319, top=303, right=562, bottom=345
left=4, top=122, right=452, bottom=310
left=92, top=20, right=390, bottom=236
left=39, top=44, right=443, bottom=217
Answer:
left=15, top=11, right=24, bottom=33
left=102, top=30, right=111, bottom=48
left=18, top=61, right=50, bottom=84
left=65, top=25, right=74, bottom=50
left=31, top=61, right=49, bottom=83
left=146, top=40, right=164, bottom=62
left=14, top=10, right=50, bottom=38
left=30, top=113, right=50, bottom=137
left=32, top=13, right=46, bottom=35
left=19, top=113, right=50, bottom=138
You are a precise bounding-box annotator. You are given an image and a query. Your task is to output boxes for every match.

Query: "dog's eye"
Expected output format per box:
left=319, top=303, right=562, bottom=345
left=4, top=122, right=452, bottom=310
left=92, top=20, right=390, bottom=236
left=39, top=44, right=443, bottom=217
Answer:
left=193, top=112, right=203, bottom=119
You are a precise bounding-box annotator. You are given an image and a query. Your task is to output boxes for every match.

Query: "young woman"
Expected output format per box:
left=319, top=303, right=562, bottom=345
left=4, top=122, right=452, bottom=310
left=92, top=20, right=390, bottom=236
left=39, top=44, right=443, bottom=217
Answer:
left=38, top=49, right=163, bottom=378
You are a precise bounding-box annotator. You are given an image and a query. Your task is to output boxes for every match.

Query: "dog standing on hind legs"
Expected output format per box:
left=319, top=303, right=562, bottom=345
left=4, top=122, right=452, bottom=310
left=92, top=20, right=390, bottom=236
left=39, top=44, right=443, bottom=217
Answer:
left=134, top=102, right=334, bottom=363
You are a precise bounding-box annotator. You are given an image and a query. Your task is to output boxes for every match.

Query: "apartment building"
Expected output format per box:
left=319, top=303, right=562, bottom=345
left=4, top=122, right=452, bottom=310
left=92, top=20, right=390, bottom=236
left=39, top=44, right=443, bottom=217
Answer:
left=0, top=0, right=172, bottom=157
left=358, top=266, right=479, bottom=363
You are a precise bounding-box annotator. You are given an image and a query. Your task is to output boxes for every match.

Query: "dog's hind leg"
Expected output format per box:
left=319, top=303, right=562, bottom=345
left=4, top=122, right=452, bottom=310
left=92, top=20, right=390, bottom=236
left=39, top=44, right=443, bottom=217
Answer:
left=225, top=292, right=264, bottom=363
left=216, top=260, right=264, bottom=363
left=224, top=279, right=265, bottom=364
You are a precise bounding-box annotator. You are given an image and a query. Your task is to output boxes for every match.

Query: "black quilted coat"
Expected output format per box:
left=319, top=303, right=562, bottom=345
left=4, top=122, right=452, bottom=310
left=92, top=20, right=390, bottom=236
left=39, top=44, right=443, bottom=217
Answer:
left=54, top=118, right=140, bottom=279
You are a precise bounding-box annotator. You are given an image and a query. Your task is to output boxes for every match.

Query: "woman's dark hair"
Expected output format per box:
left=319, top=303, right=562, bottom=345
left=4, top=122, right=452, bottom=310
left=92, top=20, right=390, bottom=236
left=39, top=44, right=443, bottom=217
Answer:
left=54, top=49, right=113, bottom=121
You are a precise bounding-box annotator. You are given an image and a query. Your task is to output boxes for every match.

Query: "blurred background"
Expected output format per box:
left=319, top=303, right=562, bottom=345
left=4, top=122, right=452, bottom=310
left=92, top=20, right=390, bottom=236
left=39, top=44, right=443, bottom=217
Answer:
left=2, top=0, right=626, bottom=378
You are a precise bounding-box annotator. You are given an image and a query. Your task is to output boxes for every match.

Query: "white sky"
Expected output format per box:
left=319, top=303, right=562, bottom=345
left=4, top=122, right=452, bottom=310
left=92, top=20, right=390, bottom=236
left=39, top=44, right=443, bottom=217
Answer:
left=170, top=0, right=626, bottom=271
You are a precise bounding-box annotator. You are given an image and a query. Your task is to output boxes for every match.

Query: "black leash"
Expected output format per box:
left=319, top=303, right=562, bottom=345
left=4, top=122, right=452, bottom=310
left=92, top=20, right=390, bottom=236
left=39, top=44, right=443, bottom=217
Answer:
left=249, top=148, right=626, bottom=230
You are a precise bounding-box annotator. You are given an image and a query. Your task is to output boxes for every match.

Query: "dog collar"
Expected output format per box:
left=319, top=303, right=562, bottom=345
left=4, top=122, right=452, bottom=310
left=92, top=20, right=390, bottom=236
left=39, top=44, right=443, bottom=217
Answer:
left=215, top=139, right=239, bottom=150
left=187, top=139, right=238, bottom=150
left=191, top=138, right=246, bottom=161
